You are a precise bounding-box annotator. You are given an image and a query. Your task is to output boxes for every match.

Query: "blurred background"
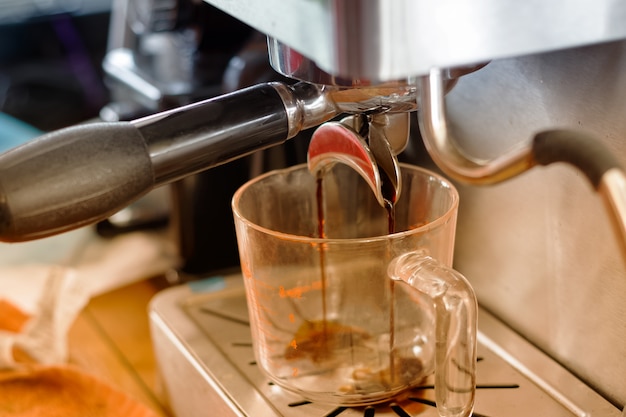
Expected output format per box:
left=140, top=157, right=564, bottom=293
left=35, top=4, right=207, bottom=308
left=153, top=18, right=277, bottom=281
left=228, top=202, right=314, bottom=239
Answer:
left=0, top=0, right=112, bottom=145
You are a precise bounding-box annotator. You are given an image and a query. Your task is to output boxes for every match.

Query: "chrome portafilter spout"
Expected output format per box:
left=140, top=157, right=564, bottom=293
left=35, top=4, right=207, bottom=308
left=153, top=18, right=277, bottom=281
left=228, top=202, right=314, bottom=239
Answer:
left=307, top=113, right=407, bottom=208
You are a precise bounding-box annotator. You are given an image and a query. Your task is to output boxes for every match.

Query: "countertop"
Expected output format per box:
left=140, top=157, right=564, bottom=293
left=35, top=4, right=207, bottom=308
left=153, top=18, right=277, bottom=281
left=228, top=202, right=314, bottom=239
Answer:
left=67, top=276, right=172, bottom=417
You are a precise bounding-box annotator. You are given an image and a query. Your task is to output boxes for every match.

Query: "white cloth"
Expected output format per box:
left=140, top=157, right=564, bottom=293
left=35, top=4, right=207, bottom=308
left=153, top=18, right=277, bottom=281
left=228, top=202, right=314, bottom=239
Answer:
left=0, top=231, right=178, bottom=368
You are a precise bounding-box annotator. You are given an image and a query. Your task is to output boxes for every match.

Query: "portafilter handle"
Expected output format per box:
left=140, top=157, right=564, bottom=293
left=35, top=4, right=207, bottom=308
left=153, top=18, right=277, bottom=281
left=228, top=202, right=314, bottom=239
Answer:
left=0, top=82, right=338, bottom=242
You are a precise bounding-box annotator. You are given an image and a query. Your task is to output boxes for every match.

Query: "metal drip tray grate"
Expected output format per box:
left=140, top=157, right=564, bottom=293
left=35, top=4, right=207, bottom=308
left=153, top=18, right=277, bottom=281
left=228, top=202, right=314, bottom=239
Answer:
left=149, top=274, right=621, bottom=417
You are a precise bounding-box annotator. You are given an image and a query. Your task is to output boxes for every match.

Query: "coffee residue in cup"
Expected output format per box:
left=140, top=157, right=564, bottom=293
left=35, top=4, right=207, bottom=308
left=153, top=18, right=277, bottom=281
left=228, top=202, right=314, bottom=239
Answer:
left=284, top=319, right=371, bottom=363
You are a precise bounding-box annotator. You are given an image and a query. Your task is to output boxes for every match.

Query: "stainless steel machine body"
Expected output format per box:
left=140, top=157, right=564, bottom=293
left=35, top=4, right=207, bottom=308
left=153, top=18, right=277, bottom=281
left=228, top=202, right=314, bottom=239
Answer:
left=447, top=42, right=626, bottom=408
left=203, top=0, right=626, bottom=82
left=199, top=0, right=626, bottom=410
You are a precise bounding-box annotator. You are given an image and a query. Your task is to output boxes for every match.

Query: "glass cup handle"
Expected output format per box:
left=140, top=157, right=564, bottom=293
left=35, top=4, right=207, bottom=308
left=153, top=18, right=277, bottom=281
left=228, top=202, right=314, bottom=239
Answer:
left=388, top=250, right=478, bottom=417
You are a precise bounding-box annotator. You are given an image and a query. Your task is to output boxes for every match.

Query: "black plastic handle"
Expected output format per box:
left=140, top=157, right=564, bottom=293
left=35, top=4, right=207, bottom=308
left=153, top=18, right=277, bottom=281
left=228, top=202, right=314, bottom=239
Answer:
left=532, top=129, right=622, bottom=189
left=0, top=122, right=154, bottom=241
left=0, top=83, right=296, bottom=242
left=139, top=83, right=292, bottom=184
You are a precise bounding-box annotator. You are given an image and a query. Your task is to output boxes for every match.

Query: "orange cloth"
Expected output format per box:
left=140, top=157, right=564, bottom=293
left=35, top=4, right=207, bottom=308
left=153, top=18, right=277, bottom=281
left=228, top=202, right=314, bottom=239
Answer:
left=0, top=299, right=159, bottom=417
left=0, top=300, right=30, bottom=333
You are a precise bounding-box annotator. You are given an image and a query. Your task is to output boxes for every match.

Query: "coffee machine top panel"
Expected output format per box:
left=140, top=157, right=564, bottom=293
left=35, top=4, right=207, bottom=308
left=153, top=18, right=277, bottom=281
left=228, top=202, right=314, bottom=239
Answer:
left=204, top=0, right=626, bottom=81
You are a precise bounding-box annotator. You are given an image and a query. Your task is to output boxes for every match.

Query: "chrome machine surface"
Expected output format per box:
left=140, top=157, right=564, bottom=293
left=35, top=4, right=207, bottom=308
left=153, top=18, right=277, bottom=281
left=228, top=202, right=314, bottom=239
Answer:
left=203, top=0, right=626, bottom=81
left=446, top=41, right=626, bottom=408
left=150, top=274, right=621, bottom=417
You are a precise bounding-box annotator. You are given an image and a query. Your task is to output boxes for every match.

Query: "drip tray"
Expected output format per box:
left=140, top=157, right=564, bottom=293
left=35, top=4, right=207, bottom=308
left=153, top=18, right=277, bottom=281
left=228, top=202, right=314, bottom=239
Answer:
left=149, top=274, right=620, bottom=417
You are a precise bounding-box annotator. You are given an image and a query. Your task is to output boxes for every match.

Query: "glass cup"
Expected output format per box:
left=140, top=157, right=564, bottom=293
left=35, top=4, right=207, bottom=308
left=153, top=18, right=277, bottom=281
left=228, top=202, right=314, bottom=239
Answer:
left=232, top=163, right=477, bottom=416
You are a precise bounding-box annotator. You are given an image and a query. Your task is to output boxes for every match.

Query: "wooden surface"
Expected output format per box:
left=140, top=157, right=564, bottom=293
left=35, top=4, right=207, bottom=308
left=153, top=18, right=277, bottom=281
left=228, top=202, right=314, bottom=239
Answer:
left=67, top=277, right=172, bottom=417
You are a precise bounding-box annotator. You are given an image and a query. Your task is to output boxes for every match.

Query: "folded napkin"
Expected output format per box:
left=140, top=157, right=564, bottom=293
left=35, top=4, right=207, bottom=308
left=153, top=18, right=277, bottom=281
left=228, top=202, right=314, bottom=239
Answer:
left=0, top=231, right=178, bottom=368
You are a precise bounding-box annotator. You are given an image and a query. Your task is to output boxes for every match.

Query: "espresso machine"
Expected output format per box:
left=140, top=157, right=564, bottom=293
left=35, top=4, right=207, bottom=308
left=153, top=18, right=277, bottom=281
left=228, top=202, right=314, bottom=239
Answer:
left=0, top=0, right=625, bottom=416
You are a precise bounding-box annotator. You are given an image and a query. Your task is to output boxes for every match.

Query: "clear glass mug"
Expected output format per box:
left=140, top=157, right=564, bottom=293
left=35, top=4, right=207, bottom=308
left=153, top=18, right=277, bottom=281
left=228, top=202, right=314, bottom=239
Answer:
left=232, top=163, right=477, bottom=417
